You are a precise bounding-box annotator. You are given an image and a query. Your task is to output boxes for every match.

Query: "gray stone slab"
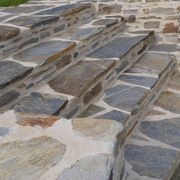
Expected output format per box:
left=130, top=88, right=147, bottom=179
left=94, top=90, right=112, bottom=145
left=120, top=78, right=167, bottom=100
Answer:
left=119, top=74, right=157, bottom=89
left=35, top=3, right=91, bottom=16
left=92, top=18, right=118, bottom=27
left=96, top=110, right=129, bottom=124
left=0, top=61, right=33, bottom=89
left=13, top=92, right=68, bottom=115
left=104, top=85, right=149, bottom=114
left=140, top=118, right=180, bottom=149
left=87, top=34, right=149, bottom=59
left=150, top=44, right=176, bottom=52
left=14, top=40, right=76, bottom=66
left=7, top=15, right=59, bottom=29
left=125, top=144, right=179, bottom=179
left=127, top=52, right=174, bottom=77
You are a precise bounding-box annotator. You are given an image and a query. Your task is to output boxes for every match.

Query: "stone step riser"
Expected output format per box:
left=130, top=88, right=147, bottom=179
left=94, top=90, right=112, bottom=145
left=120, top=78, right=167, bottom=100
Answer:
left=0, top=4, right=96, bottom=59
left=0, top=21, right=126, bottom=112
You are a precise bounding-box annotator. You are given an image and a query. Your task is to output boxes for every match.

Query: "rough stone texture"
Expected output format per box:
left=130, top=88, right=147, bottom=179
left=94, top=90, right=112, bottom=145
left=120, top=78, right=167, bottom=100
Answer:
left=48, top=60, right=115, bottom=97
left=92, top=18, right=118, bottom=27
left=58, top=154, right=113, bottom=180
left=0, top=136, right=66, bottom=180
left=0, top=25, right=20, bottom=42
left=125, top=145, right=178, bottom=179
left=104, top=84, right=149, bottom=114
left=88, top=34, right=150, bottom=59
left=14, top=40, right=76, bottom=66
left=7, top=15, right=59, bottom=29
left=0, top=61, right=33, bottom=89
left=13, top=92, right=68, bottom=115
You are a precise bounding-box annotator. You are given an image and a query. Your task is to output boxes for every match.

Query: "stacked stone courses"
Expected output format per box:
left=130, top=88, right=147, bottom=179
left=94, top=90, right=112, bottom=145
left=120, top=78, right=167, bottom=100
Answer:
left=0, top=0, right=179, bottom=180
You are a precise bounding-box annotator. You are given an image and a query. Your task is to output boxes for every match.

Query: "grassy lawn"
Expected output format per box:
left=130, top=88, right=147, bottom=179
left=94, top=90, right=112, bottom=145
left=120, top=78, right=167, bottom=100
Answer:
left=0, top=0, right=29, bottom=7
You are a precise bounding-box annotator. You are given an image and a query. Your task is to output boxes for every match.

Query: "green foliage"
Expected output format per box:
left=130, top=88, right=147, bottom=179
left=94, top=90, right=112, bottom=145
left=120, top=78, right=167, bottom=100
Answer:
left=0, top=0, right=28, bottom=7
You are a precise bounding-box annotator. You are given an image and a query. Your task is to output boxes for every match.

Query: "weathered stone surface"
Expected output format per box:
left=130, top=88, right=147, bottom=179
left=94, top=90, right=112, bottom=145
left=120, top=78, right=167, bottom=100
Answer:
left=88, top=34, right=149, bottom=59
left=78, top=105, right=105, bottom=118
left=99, top=3, right=122, bottom=15
left=144, top=21, right=160, bottom=29
left=147, top=110, right=166, bottom=116
left=127, top=52, right=174, bottom=77
left=169, top=71, right=180, bottom=91
left=2, top=5, right=52, bottom=14
left=96, top=110, right=129, bottom=124
left=17, top=115, right=59, bottom=128
left=48, top=60, right=115, bottom=97
left=36, top=3, right=91, bottom=16
left=0, top=127, right=10, bottom=137
left=119, top=74, right=157, bottom=88
left=151, top=7, right=175, bottom=15
left=58, top=154, right=113, bottom=180
left=104, top=84, right=149, bottom=114
left=0, top=136, right=66, bottom=180
left=13, top=92, right=67, bottom=115
left=0, top=90, right=20, bottom=108
left=14, top=40, right=76, bottom=66
left=0, top=25, right=20, bottom=42
left=156, top=91, right=180, bottom=114
left=72, top=118, right=121, bottom=141
left=8, top=15, right=59, bottom=29
left=125, top=145, right=178, bottom=179
left=0, top=61, right=33, bottom=89
left=163, top=22, right=179, bottom=33
left=140, top=118, right=180, bottom=149
left=92, top=18, right=118, bottom=27
left=150, top=44, right=176, bottom=52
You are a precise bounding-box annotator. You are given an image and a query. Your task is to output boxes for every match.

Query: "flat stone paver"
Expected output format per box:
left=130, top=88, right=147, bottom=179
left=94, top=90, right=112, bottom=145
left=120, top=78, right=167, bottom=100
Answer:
left=0, top=25, right=20, bottom=42
left=0, top=61, right=33, bottom=89
left=48, top=60, right=115, bottom=97
left=14, top=40, right=76, bottom=66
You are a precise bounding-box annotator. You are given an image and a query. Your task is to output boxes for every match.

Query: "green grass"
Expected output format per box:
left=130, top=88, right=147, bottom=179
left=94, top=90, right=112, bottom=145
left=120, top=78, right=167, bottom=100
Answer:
left=0, top=0, right=29, bottom=7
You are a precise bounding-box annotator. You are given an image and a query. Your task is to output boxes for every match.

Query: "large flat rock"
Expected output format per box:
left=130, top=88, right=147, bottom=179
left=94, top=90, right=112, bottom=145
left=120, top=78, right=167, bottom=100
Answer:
left=13, top=92, right=68, bottom=115
left=87, top=34, right=150, bottom=59
left=7, top=15, right=59, bottom=29
left=0, top=61, right=33, bottom=89
left=48, top=60, right=115, bottom=97
left=0, top=25, right=20, bottom=42
left=14, top=40, right=76, bottom=66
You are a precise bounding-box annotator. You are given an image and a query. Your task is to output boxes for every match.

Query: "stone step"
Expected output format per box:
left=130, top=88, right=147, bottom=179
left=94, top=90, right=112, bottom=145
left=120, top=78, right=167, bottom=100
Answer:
left=0, top=16, right=125, bottom=112
left=79, top=52, right=177, bottom=146
left=0, top=2, right=96, bottom=58
left=9, top=32, right=155, bottom=119
left=121, top=70, right=180, bottom=180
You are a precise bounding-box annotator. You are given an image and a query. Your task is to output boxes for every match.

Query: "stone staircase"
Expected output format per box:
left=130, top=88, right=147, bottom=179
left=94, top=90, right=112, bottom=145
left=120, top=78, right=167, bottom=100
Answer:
left=0, top=0, right=179, bottom=180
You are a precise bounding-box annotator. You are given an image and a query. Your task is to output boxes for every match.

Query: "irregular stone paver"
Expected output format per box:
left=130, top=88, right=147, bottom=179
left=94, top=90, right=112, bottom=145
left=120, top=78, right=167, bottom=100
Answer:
left=92, top=18, right=118, bottom=27
left=0, top=61, right=33, bottom=89
left=1, top=5, right=53, bottom=14
left=0, top=90, right=20, bottom=108
left=72, top=118, right=121, bottom=141
left=88, top=34, right=150, bottom=59
left=127, top=52, right=174, bottom=77
left=13, top=92, right=68, bottom=115
left=14, top=40, right=76, bottom=66
left=0, top=136, right=66, bottom=180
left=59, top=154, right=113, bottom=180
left=35, top=3, right=91, bottom=16
left=125, top=145, right=179, bottom=179
left=79, top=105, right=105, bottom=118
left=48, top=60, right=115, bottom=97
left=156, top=91, right=180, bottom=114
left=0, top=25, right=20, bottom=42
left=140, top=118, right=180, bottom=149
left=96, top=110, right=129, bottom=124
left=104, top=85, right=149, bottom=114
left=7, top=15, right=59, bottom=29
left=119, top=74, right=157, bottom=89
